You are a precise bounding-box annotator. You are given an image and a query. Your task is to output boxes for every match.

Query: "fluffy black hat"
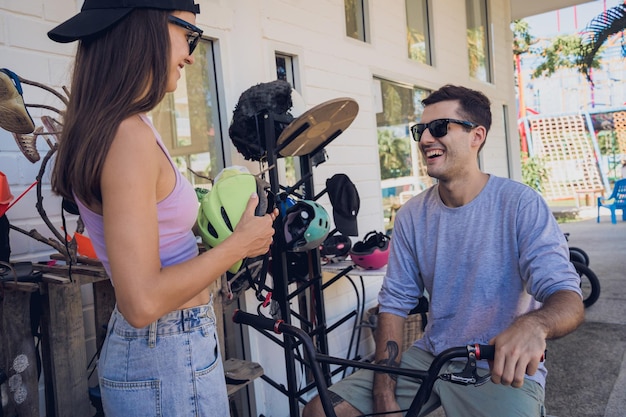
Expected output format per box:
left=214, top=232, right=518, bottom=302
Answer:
left=229, top=80, right=295, bottom=161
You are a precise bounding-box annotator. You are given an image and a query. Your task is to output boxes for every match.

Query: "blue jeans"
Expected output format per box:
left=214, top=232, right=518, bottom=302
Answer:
left=97, top=301, right=229, bottom=416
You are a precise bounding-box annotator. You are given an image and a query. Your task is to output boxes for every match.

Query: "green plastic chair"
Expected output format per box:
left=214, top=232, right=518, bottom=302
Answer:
left=597, top=179, right=626, bottom=224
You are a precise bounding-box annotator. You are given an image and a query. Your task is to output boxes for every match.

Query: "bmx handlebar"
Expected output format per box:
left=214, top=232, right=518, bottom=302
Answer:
left=232, top=308, right=286, bottom=333
left=232, top=309, right=495, bottom=359
left=232, top=309, right=499, bottom=417
left=232, top=309, right=335, bottom=413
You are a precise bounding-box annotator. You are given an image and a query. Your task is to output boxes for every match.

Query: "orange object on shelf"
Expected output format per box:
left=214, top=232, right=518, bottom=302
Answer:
left=0, top=171, right=14, bottom=217
left=65, top=232, right=97, bottom=259
left=74, top=232, right=97, bottom=259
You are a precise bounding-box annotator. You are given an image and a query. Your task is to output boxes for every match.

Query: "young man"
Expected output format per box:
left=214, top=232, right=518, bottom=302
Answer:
left=303, top=85, right=584, bottom=417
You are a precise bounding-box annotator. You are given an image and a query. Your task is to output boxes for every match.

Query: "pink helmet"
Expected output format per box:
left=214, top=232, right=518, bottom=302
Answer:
left=349, top=231, right=390, bottom=270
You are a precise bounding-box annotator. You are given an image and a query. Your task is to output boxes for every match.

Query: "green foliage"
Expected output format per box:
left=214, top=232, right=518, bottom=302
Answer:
left=577, top=3, right=626, bottom=81
left=467, top=26, right=486, bottom=79
left=521, top=152, right=550, bottom=193
left=382, top=85, right=403, bottom=125
left=511, top=18, right=604, bottom=81
left=531, top=34, right=603, bottom=79
left=597, top=130, right=618, bottom=155
left=378, top=129, right=411, bottom=180
left=512, top=20, right=535, bottom=55
left=408, top=29, right=427, bottom=62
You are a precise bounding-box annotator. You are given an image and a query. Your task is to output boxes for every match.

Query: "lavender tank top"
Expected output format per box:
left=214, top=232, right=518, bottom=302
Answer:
left=75, top=114, right=199, bottom=280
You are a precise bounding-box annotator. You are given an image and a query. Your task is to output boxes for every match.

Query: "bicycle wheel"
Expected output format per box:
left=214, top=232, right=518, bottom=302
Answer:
left=571, top=261, right=600, bottom=308
left=569, top=247, right=590, bottom=266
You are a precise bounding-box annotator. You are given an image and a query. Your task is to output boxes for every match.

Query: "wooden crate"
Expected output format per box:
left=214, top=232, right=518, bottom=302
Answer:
left=0, top=281, right=40, bottom=417
left=9, top=260, right=263, bottom=417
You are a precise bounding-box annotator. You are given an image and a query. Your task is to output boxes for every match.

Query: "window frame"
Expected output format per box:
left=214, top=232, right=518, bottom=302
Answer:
left=405, top=0, right=433, bottom=65
left=466, top=0, right=493, bottom=83
left=345, top=0, right=370, bottom=42
left=275, top=52, right=302, bottom=187
left=151, top=37, right=225, bottom=186
left=374, top=77, right=432, bottom=233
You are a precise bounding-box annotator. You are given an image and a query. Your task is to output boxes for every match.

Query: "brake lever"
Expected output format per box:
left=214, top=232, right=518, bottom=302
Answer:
left=438, top=350, right=491, bottom=387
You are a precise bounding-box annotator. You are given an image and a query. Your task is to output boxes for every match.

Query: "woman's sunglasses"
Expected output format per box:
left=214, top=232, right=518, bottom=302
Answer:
left=410, top=118, right=478, bottom=142
left=168, top=15, right=203, bottom=55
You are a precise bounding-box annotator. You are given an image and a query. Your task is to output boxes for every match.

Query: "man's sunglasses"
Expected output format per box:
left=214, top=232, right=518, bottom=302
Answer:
left=168, top=15, right=203, bottom=55
left=410, top=118, right=479, bottom=142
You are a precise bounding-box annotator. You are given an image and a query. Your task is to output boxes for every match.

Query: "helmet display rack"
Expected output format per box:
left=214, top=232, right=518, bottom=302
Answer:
left=254, top=109, right=338, bottom=415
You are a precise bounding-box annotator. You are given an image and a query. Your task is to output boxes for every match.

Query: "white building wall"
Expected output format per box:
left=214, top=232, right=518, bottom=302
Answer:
left=1, top=1, right=520, bottom=416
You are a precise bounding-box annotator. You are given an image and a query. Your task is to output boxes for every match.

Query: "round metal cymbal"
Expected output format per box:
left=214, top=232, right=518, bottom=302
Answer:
left=276, top=97, right=358, bottom=157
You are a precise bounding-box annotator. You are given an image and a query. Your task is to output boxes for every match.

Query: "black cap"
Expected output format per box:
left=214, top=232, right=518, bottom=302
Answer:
left=48, top=0, right=200, bottom=43
left=326, top=174, right=360, bottom=236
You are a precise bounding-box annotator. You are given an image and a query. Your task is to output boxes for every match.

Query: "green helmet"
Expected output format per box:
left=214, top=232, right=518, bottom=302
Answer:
left=197, top=167, right=268, bottom=273
left=283, top=200, right=330, bottom=252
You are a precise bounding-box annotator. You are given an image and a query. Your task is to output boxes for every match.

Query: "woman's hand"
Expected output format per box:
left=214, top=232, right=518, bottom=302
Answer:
left=231, top=193, right=278, bottom=258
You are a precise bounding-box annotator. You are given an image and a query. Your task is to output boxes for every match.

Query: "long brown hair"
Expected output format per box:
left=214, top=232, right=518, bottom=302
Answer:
left=52, top=9, right=172, bottom=205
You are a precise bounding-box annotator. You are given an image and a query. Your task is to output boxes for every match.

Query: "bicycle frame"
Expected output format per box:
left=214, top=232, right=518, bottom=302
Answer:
left=232, top=310, right=495, bottom=417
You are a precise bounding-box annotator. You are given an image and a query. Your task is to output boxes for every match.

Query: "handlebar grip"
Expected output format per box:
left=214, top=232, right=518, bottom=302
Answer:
left=474, top=344, right=545, bottom=362
left=475, top=344, right=495, bottom=361
left=232, top=309, right=284, bottom=334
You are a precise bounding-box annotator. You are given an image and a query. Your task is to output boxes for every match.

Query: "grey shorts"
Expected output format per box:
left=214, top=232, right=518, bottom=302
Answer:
left=329, top=346, right=546, bottom=417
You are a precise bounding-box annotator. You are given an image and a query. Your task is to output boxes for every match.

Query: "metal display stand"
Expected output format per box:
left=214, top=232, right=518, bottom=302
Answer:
left=240, top=93, right=359, bottom=414
left=257, top=110, right=330, bottom=415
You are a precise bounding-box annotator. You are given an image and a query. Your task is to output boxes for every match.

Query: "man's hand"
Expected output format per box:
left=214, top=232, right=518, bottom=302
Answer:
left=489, top=316, right=546, bottom=387
left=489, top=290, right=583, bottom=388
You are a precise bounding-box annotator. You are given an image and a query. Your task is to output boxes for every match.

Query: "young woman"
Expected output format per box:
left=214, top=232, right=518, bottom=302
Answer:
left=49, top=1, right=277, bottom=415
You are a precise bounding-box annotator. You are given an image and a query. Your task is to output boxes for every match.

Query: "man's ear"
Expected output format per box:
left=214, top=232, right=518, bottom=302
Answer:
left=471, top=125, right=487, bottom=149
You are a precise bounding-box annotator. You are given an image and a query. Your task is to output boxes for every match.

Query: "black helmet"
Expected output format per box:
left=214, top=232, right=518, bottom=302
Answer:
left=319, top=234, right=352, bottom=263
left=228, top=80, right=303, bottom=161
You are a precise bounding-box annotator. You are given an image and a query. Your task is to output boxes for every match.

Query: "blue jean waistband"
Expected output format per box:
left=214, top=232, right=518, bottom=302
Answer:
left=112, top=300, right=216, bottom=338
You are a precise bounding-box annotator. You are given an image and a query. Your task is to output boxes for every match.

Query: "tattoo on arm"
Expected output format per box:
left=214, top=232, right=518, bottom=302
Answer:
left=375, top=341, right=401, bottom=381
left=328, top=391, right=346, bottom=407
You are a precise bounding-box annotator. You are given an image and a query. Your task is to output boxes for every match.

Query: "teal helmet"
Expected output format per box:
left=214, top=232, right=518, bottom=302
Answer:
left=283, top=200, right=330, bottom=252
left=197, top=167, right=269, bottom=273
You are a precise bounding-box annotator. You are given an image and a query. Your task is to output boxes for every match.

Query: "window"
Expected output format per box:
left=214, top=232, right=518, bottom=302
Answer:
left=466, top=0, right=492, bottom=82
left=345, top=0, right=368, bottom=42
left=503, top=105, right=512, bottom=177
left=275, top=52, right=301, bottom=186
left=374, top=79, right=432, bottom=233
left=406, top=0, right=432, bottom=65
left=276, top=53, right=296, bottom=85
left=151, top=39, right=224, bottom=188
